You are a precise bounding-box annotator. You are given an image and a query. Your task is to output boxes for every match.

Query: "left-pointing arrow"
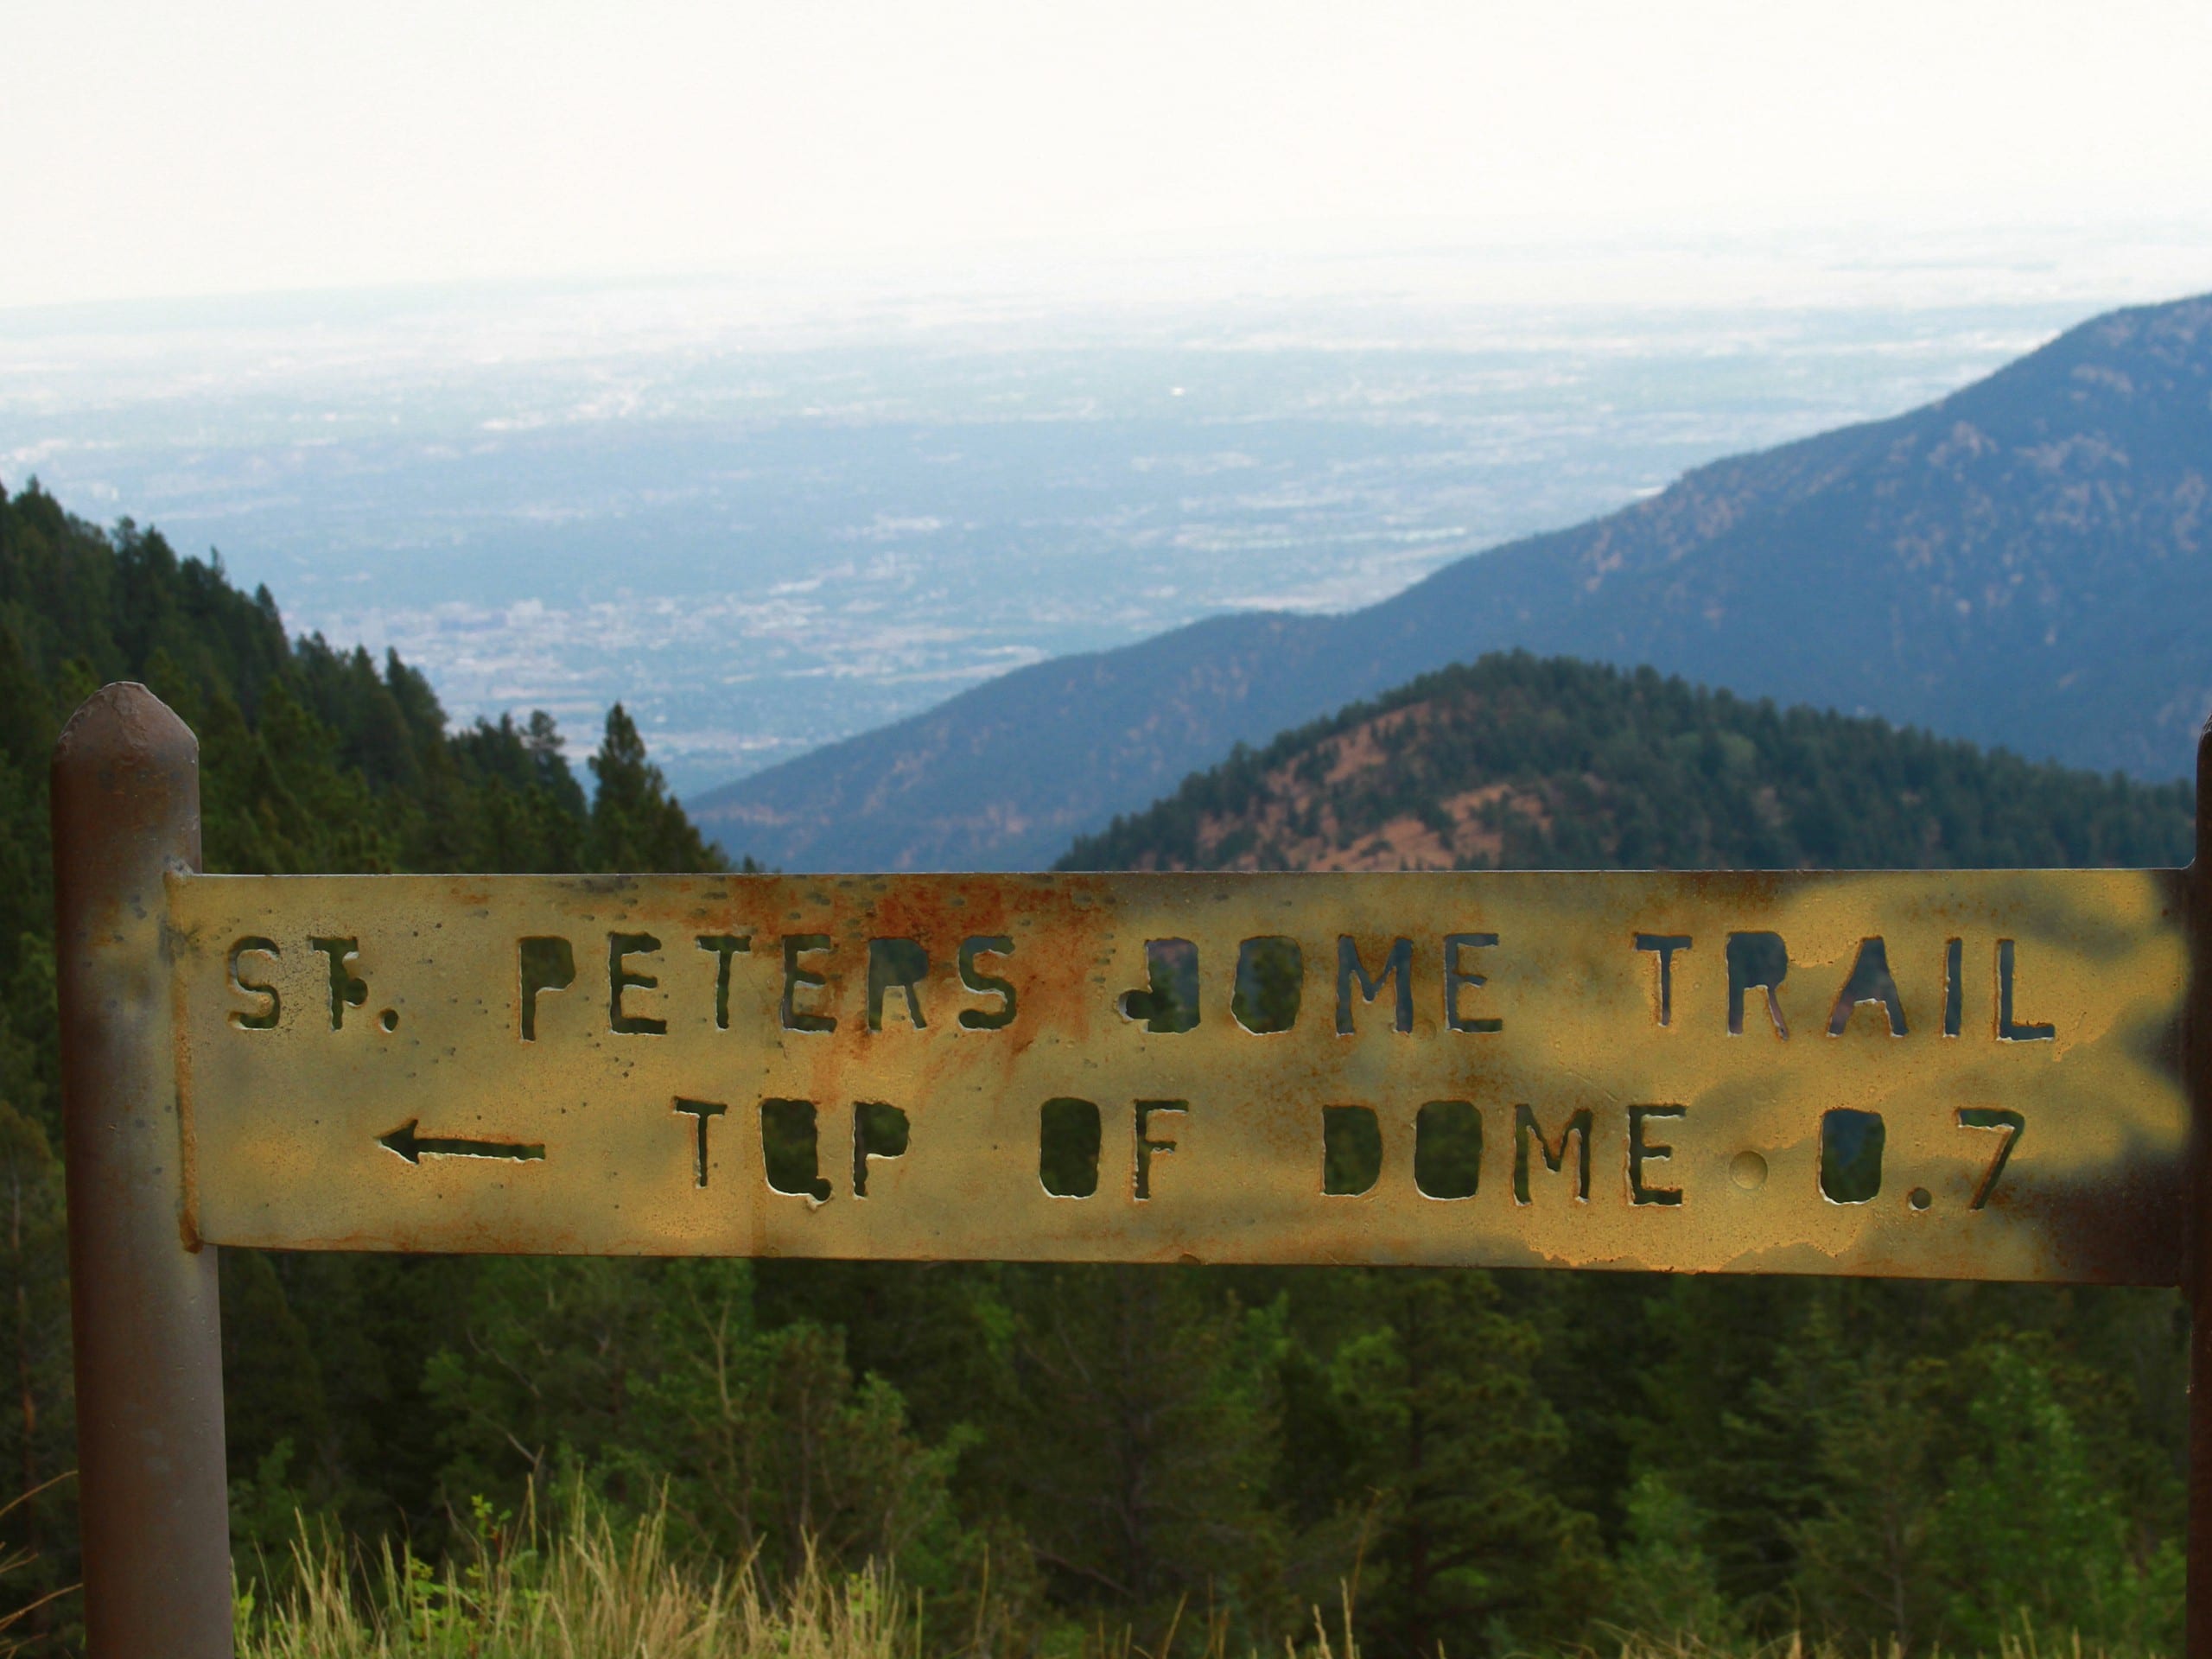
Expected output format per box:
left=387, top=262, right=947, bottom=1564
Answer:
left=378, top=1118, right=545, bottom=1165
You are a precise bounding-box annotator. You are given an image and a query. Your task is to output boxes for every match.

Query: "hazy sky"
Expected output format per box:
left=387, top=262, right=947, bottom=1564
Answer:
left=9, top=0, right=2212, bottom=311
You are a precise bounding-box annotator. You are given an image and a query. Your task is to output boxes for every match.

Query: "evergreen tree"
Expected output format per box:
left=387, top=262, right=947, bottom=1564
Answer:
left=0, top=481, right=750, bottom=1636
left=1605, top=1471, right=1738, bottom=1645
left=420, top=1255, right=963, bottom=1588
left=1328, top=1269, right=1600, bottom=1658
left=1929, top=1339, right=2182, bottom=1654
left=1631, top=1277, right=1833, bottom=1614
left=626, top=1262, right=965, bottom=1583
left=989, top=1266, right=1287, bottom=1637
left=588, top=703, right=722, bottom=874
left=1776, top=1305, right=1945, bottom=1649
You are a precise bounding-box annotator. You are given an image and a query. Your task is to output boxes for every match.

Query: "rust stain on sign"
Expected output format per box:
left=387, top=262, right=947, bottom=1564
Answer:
left=167, top=868, right=2190, bottom=1283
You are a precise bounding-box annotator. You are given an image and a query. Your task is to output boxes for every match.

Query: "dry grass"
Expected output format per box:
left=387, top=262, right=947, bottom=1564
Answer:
left=228, top=1497, right=2158, bottom=1659
left=232, top=1494, right=1378, bottom=1659
left=1599, top=1634, right=2155, bottom=1659
left=236, top=1498, right=915, bottom=1659
left=0, top=1472, right=78, bottom=1657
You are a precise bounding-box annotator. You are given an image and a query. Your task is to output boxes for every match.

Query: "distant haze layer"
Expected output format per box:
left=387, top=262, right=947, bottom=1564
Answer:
left=0, top=250, right=2142, bottom=795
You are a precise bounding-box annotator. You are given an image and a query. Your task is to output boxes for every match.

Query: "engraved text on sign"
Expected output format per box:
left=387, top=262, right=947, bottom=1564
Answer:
left=170, top=870, right=2190, bottom=1283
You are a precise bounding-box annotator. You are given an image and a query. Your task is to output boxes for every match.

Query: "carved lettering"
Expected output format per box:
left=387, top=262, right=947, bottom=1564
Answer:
left=228, top=937, right=282, bottom=1031
left=608, top=932, right=666, bottom=1035
left=1414, top=1100, right=1482, bottom=1199
left=1726, top=931, right=1789, bottom=1039
left=760, top=1098, right=831, bottom=1200
left=1337, top=936, right=1413, bottom=1034
left=958, top=936, right=1018, bottom=1030
left=1997, top=939, right=2054, bottom=1041
left=1827, top=937, right=1907, bottom=1037
left=1819, top=1109, right=1885, bottom=1204
left=518, top=936, right=575, bottom=1042
left=867, top=938, right=930, bottom=1032
left=781, top=935, right=836, bottom=1033
left=674, top=1097, right=725, bottom=1187
left=1134, top=1100, right=1186, bottom=1199
left=1232, top=937, right=1302, bottom=1033
left=1633, top=933, right=1691, bottom=1027
left=309, top=936, right=368, bottom=1031
left=1443, top=932, right=1502, bottom=1033
left=1121, top=939, right=1199, bottom=1033
left=1959, top=1107, right=2024, bottom=1207
left=852, top=1102, right=911, bottom=1196
left=1039, top=1097, right=1102, bottom=1198
left=1514, top=1104, right=1592, bottom=1204
left=1322, top=1105, right=1382, bottom=1195
left=1628, top=1105, right=1684, bottom=1206
left=696, top=934, right=751, bottom=1031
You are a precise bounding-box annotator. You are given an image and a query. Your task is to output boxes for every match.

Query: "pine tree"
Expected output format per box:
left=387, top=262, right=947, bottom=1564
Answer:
left=1328, top=1269, right=1600, bottom=1659
left=1776, top=1304, right=1944, bottom=1649
left=1929, top=1338, right=2181, bottom=1654
left=627, top=1261, right=964, bottom=1583
left=991, top=1266, right=1287, bottom=1637
left=588, top=703, right=723, bottom=873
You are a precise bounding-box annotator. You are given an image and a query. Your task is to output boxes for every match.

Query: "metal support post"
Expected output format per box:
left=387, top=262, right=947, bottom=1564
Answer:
left=53, top=684, right=232, bottom=1656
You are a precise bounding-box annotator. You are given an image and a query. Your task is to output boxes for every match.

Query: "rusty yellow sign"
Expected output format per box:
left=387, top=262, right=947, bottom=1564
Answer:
left=166, top=868, right=2190, bottom=1283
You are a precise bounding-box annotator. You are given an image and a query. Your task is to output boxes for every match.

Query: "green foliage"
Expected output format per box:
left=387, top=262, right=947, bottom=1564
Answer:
left=1929, top=1341, right=2183, bottom=1655
left=1058, top=645, right=2196, bottom=1656
left=0, top=481, right=733, bottom=1645
left=1325, top=1270, right=1599, bottom=1658
left=1606, top=1472, right=1738, bottom=1646
left=0, top=1107, right=72, bottom=1645
left=420, top=1258, right=961, bottom=1588
left=422, top=1257, right=671, bottom=1508
left=589, top=704, right=722, bottom=874
left=1619, top=1276, right=2191, bottom=1655
left=1776, top=1306, right=1946, bottom=1646
left=632, top=1268, right=965, bottom=1584
left=986, top=1267, right=1286, bottom=1630
left=0, top=480, right=2199, bottom=1657
left=1062, top=652, right=2192, bottom=874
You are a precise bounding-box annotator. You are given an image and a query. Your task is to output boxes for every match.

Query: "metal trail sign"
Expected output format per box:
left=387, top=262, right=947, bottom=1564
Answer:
left=48, top=683, right=2212, bottom=1656
left=178, top=868, right=2183, bottom=1281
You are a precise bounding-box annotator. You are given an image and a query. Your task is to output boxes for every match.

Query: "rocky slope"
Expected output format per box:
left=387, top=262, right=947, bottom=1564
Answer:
left=1058, top=652, right=2194, bottom=875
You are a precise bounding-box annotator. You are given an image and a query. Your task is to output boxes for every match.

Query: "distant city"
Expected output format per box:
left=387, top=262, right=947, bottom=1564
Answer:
left=0, top=239, right=2184, bottom=796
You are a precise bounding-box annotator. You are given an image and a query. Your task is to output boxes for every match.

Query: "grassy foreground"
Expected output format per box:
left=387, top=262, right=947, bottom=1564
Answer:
left=235, top=1502, right=917, bottom=1659
left=224, top=1497, right=2156, bottom=1659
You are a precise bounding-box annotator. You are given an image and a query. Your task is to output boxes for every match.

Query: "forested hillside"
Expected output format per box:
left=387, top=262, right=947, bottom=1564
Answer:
left=0, top=480, right=724, bottom=1649
left=697, top=290, right=2212, bottom=870
left=0, top=483, right=2198, bottom=1659
left=1059, top=651, right=2197, bottom=1657
left=1063, top=652, right=2194, bottom=873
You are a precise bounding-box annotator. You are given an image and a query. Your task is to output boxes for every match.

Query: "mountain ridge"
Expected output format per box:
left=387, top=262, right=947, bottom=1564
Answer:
left=693, top=292, right=2212, bottom=871
left=1057, top=650, right=2194, bottom=875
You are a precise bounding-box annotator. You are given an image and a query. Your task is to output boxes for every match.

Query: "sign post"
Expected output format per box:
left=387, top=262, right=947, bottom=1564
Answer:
left=45, top=683, right=2212, bottom=1652
left=52, top=685, right=232, bottom=1658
